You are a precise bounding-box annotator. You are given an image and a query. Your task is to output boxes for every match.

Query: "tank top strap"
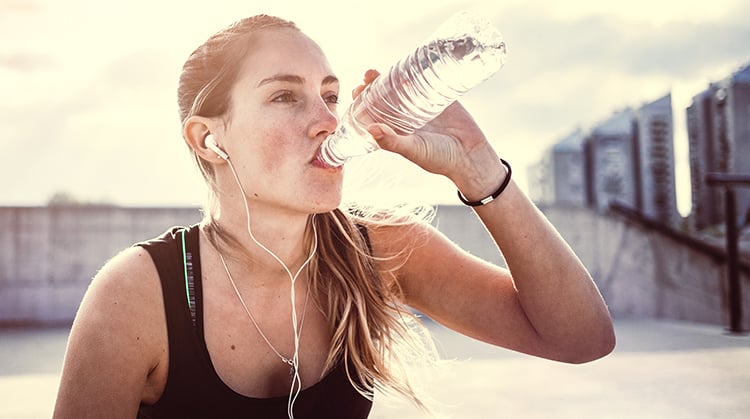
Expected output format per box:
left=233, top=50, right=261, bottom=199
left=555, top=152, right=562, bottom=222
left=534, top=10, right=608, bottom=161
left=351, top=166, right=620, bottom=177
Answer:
left=136, top=225, right=200, bottom=330
left=136, top=224, right=207, bottom=418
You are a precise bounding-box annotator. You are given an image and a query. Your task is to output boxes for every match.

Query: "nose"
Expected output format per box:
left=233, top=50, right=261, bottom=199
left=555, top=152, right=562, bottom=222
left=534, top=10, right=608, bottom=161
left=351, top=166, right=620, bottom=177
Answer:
left=308, top=98, right=339, bottom=140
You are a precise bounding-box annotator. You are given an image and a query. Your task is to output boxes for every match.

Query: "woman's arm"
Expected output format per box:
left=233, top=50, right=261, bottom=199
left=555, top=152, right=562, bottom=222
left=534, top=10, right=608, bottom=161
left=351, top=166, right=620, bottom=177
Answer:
left=373, top=182, right=615, bottom=364
left=53, top=247, right=167, bottom=418
left=357, top=67, right=615, bottom=363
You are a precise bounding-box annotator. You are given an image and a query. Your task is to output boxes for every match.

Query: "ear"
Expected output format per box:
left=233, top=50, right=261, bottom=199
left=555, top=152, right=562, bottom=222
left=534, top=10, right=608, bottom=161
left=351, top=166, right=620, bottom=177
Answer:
left=184, top=116, right=227, bottom=163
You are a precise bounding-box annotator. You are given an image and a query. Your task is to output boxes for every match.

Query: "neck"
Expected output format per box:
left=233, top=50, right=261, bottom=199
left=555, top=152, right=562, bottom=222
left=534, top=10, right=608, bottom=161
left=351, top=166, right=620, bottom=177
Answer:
left=207, top=195, right=317, bottom=276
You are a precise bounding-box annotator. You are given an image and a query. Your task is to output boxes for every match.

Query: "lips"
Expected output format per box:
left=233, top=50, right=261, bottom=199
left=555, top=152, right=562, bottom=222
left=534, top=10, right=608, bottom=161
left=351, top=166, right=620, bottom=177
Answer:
left=311, top=156, right=342, bottom=170
left=311, top=149, right=342, bottom=170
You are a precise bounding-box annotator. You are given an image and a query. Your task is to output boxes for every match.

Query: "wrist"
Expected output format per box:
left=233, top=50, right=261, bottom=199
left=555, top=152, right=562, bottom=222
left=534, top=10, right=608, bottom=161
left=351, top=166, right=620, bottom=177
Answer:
left=456, top=158, right=512, bottom=206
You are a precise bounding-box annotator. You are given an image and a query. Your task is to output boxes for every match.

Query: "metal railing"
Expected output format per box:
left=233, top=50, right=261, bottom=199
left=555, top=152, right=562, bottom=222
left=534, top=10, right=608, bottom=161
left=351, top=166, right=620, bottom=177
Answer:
left=705, top=173, right=750, bottom=334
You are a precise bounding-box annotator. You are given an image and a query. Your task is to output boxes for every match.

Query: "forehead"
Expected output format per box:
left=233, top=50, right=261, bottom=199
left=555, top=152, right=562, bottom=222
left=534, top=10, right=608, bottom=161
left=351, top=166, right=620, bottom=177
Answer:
left=237, top=28, right=336, bottom=86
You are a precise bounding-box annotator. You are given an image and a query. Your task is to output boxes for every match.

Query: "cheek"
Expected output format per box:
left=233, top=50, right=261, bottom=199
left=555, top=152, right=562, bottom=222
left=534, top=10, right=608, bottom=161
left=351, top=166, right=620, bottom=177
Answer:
left=255, top=130, right=297, bottom=172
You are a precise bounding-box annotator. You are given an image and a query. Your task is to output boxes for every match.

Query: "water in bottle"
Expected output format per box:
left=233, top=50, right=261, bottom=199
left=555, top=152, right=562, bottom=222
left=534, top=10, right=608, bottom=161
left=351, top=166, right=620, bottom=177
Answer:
left=316, top=11, right=507, bottom=167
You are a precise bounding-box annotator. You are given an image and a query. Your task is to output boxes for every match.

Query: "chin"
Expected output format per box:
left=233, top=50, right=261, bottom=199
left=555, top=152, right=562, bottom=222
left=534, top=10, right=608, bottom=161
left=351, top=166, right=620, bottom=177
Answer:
left=305, top=190, right=343, bottom=214
left=310, top=199, right=342, bottom=214
left=307, top=179, right=343, bottom=210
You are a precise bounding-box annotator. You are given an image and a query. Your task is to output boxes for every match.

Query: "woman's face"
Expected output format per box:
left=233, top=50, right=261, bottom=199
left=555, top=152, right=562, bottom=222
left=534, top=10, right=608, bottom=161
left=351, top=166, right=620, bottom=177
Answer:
left=219, top=28, right=343, bottom=214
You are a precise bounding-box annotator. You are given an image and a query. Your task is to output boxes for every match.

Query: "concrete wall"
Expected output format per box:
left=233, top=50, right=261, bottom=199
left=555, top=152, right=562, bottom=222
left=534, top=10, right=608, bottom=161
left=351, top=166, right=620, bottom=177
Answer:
left=1, top=205, right=748, bottom=328
left=542, top=205, right=749, bottom=327
left=434, top=204, right=749, bottom=328
left=0, top=207, right=202, bottom=325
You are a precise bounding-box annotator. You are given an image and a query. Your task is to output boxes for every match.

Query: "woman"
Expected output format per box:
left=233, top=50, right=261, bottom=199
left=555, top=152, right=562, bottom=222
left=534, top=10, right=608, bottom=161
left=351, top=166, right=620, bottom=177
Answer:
left=53, top=14, right=615, bottom=419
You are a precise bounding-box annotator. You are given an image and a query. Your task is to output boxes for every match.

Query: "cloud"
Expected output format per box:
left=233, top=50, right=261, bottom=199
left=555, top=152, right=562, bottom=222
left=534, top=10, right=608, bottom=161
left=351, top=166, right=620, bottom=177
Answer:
left=1, top=49, right=178, bottom=146
left=99, top=49, right=179, bottom=89
left=617, top=20, right=750, bottom=79
left=451, top=3, right=750, bottom=135
left=0, top=52, right=54, bottom=72
left=0, top=47, right=191, bottom=204
left=0, top=0, right=38, bottom=13
left=3, top=0, right=749, bottom=206
left=492, top=6, right=750, bottom=82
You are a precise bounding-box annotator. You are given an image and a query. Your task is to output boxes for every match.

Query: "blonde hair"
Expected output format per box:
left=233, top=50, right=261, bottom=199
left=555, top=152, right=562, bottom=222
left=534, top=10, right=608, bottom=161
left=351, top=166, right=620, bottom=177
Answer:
left=178, top=14, right=438, bottom=410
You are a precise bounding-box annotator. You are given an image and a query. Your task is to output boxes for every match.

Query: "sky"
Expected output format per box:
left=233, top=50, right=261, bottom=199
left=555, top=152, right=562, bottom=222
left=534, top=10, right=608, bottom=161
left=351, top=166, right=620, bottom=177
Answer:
left=1, top=0, right=749, bottom=215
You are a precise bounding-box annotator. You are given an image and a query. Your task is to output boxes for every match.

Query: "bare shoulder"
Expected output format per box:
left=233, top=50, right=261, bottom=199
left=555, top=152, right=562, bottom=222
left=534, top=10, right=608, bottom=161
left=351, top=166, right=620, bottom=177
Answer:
left=85, top=245, right=164, bottom=311
left=54, top=245, right=167, bottom=416
left=76, top=245, right=165, bottom=338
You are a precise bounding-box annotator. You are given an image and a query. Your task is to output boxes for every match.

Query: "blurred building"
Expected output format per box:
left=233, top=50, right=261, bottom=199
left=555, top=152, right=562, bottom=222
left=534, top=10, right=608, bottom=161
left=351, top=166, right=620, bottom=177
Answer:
left=687, top=63, right=750, bottom=230
left=530, top=94, right=679, bottom=226
left=584, top=108, right=638, bottom=212
left=527, top=128, right=586, bottom=206
left=632, top=94, right=678, bottom=226
left=686, top=85, right=723, bottom=229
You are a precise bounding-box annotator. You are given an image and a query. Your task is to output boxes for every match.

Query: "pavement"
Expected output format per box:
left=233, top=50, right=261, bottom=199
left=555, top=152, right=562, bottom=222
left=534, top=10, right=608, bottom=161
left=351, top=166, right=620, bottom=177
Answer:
left=1, top=319, right=748, bottom=419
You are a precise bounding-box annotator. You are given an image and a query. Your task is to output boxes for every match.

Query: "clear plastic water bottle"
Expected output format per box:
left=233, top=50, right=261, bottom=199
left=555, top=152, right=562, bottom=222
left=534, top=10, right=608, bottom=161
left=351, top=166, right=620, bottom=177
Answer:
left=317, top=11, right=507, bottom=167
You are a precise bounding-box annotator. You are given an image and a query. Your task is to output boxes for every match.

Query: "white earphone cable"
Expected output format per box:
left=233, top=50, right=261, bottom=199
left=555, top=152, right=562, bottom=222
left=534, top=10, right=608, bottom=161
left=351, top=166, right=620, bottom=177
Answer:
left=225, top=158, right=318, bottom=419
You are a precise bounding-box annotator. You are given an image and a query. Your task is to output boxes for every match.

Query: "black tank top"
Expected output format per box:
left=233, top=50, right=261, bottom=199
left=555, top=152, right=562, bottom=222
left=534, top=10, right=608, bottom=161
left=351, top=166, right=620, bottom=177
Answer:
left=136, top=225, right=373, bottom=418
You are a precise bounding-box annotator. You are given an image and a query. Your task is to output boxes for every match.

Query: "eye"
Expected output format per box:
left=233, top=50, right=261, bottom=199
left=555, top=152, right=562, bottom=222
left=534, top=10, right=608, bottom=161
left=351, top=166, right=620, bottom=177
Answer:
left=324, top=93, right=340, bottom=105
left=271, top=91, right=297, bottom=103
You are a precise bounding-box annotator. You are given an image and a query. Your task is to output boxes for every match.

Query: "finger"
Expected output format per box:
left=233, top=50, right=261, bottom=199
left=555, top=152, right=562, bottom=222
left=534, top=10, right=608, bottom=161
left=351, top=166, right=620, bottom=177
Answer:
left=366, top=123, right=410, bottom=156
left=352, top=69, right=382, bottom=99
left=363, top=69, right=380, bottom=84
left=351, top=84, right=366, bottom=99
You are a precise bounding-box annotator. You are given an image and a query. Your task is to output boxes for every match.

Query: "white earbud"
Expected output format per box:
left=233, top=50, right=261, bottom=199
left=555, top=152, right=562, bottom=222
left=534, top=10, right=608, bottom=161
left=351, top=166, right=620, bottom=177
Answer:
left=205, top=134, right=229, bottom=160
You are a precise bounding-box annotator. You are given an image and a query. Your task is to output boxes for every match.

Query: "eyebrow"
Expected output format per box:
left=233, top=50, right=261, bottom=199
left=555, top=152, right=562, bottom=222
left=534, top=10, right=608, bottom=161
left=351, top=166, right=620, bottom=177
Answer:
left=322, top=75, right=339, bottom=86
left=257, top=74, right=339, bottom=87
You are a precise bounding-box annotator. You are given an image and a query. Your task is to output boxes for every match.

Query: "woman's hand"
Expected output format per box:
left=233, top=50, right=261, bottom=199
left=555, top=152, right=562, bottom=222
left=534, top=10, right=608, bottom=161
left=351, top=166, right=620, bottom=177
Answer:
left=353, top=69, right=506, bottom=201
